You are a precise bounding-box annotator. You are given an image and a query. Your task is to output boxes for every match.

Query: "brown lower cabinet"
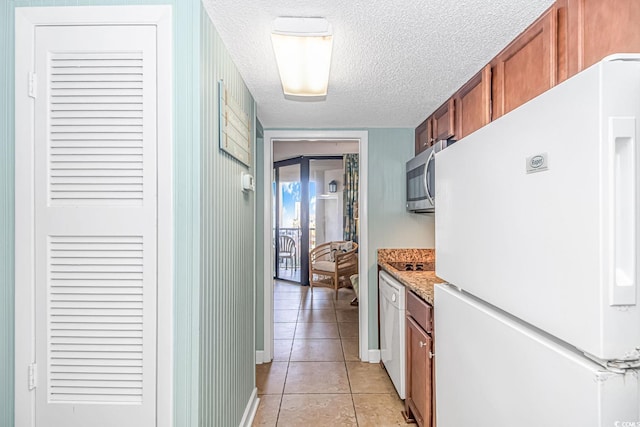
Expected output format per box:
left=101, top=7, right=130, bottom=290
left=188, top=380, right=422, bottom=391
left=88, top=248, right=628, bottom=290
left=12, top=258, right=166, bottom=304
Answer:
left=404, top=291, right=434, bottom=427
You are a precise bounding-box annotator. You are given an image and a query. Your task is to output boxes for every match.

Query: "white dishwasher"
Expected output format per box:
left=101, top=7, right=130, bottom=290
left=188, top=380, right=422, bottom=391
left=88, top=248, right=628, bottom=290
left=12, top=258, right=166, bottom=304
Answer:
left=379, top=270, right=406, bottom=399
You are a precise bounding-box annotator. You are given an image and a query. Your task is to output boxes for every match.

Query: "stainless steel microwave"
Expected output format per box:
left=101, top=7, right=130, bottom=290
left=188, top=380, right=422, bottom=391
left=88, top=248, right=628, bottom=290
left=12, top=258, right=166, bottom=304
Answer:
left=406, top=140, right=451, bottom=213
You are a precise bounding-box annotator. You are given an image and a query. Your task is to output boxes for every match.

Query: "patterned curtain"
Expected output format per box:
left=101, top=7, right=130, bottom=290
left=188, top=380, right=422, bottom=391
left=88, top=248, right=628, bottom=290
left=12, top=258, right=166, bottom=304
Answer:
left=343, top=154, right=359, bottom=243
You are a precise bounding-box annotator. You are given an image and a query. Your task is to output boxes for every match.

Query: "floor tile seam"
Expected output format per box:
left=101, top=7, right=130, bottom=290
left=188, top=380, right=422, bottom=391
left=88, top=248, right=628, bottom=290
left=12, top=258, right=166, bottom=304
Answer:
left=275, top=358, right=292, bottom=426
left=292, top=337, right=341, bottom=341
left=280, top=391, right=353, bottom=395
left=341, top=343, right=355, bottom=401
left=350, top=388, right=359, bottom=427
left=341, top=344, right=360, bottom=426
left=295, top=321, right=338, bottom=324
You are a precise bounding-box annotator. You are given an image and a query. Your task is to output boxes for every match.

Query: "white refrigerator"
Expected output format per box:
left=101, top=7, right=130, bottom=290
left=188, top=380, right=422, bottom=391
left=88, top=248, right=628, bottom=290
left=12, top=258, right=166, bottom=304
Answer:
left=434, top=55, right=640, bottom=427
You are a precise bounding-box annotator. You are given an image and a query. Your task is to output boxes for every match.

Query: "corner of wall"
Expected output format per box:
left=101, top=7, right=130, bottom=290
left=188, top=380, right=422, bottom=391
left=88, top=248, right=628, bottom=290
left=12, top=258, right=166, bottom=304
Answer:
left=173, top=1, right=202, bottom=426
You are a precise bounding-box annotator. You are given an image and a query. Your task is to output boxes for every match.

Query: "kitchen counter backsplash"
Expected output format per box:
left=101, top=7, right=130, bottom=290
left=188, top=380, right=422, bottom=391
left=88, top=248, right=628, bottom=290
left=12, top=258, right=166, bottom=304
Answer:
left=377, top=248, right=435, bottom=264
left=377, top=248, right=442, bottom=305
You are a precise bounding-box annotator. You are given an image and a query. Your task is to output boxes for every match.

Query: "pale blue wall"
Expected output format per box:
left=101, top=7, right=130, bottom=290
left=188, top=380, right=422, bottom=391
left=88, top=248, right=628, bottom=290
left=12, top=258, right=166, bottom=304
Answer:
left=255, top=128, right=435, bottom=351
left=0, top=2, right=202, bottom=426
left=366, top=128, right=435, bottom=347
left=199, top=6, right=257, bottom=426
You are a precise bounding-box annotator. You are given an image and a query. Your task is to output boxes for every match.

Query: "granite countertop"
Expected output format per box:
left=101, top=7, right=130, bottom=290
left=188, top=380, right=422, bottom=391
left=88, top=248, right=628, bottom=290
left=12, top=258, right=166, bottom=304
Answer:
left=377, top=249, right=445, bottom=305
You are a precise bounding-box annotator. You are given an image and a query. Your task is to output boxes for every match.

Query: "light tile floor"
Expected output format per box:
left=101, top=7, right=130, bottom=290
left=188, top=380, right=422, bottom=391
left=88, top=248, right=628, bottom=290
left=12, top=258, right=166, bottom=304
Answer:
left=253, top=281, right=406, bottom=427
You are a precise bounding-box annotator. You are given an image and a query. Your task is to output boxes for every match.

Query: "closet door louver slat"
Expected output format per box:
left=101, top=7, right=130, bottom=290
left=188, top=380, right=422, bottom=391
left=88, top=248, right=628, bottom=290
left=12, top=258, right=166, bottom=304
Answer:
left=49, top=52, right=144, bottom=205
left=48, top=236, right=144, bottom=403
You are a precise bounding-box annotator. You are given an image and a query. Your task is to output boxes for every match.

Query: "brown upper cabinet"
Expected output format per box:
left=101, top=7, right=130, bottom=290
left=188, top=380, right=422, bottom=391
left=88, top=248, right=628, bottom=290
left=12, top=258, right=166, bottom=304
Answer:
left=565, top=0, right=640, bottom=77
left=415, top=98, right=456, bottom=155
left=491, top=5, right=562, bottom=119
left=415, top=116, right=434, bottom=155
left=414, top=0, right=640, bottom=148
left=454, top=65, right=491, bottom=139
left=432, top=98, right=456, bottom=141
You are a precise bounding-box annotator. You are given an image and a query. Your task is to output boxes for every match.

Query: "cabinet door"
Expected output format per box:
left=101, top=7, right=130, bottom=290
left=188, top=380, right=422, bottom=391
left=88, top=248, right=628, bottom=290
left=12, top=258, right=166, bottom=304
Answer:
left=415, top=116, right=434, bottom=155
left=406, top=316, right=432, bottom=427
left=432, top=98, right=456, bottom=141
left=566, top=0, right=640, bottom=76
left=455, top=65, right=491, bottom=139
left=491, top=6, right=558, bottom=119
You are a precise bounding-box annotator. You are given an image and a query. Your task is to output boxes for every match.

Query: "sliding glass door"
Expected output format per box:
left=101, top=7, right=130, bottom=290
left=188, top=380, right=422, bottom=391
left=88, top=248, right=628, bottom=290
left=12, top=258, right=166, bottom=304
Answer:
left=274, top=160, right=305, bottom=283
left=274, top=156, right=343, bottom=285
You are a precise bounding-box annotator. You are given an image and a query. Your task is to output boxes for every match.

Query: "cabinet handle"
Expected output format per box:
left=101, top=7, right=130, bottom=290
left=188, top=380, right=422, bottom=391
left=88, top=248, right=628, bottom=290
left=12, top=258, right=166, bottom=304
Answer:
left=419, top=341, right=427, bottom=348
left=429, top=351, right=435, bottom=359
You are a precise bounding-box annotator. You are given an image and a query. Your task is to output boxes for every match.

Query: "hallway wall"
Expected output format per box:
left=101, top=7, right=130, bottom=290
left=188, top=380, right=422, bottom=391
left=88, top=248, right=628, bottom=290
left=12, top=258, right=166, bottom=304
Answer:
left=199, top=5, right=257, bottom=425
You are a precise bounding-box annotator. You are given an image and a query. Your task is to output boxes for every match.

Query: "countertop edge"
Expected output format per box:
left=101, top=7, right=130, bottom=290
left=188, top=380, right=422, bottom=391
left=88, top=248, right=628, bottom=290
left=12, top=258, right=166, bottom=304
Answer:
left=378, top=261, right=444, bottom=306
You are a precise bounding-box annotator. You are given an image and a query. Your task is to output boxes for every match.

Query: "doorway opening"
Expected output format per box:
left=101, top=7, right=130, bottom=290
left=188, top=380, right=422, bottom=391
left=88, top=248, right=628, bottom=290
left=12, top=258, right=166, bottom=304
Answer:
left=263, top=130, right=370, bottom=363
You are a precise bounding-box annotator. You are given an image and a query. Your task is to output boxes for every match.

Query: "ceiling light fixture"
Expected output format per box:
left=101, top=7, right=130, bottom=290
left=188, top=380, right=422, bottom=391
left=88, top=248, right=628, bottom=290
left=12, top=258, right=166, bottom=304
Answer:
left=271, top=17, right=333, bottom=101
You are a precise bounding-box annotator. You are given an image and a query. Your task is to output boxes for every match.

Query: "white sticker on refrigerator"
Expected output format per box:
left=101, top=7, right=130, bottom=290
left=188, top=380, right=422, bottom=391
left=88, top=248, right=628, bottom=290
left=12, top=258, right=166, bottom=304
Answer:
left=526, top=153, right=549, bottom=174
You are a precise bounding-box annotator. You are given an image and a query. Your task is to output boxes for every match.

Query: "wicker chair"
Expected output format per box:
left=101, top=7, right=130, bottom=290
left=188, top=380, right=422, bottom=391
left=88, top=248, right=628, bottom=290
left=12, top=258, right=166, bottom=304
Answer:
left=278, top=235, right=297, bottom=271
left=309, top=241, right=358, bottom=299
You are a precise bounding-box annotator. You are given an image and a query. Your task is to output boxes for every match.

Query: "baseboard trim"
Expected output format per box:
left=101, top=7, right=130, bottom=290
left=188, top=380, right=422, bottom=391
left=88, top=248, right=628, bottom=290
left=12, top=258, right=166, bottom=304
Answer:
left=256, top=350, right=265, bottom=364
left=368, top=349, right=381, bottom=363
left=239, top=387, right=259, bottom=427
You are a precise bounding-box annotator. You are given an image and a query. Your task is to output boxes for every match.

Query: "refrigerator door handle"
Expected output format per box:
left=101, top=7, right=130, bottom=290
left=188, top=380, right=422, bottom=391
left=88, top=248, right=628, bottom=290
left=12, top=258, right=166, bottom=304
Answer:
left=609, top=117, right=637, bottom=306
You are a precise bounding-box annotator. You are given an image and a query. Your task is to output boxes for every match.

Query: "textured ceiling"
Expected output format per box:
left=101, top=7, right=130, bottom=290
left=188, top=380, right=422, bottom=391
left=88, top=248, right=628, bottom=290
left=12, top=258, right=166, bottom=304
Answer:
left=202, top=0, right=555, bottom=129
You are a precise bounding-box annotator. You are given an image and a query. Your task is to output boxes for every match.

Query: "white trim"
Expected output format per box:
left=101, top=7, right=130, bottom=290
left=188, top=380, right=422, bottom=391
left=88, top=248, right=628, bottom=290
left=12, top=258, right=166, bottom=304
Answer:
left=262, top=137, right=274, bottom=363
left=239, top=388, right=260, bottom=427
left=357, top=132, right=369, bottom=362
left=14, top=10, right=36, bottom=426
left=14, top=4, right=172, bottom=24
left=255, top=350, right=265, bottom=365
left=153, top=7, right=174, bottom=427
left=262, top=130, right=369, bottom=362
left=14, top=6, right=173, bottom=427
left=368, top=349, right=381, bottom=363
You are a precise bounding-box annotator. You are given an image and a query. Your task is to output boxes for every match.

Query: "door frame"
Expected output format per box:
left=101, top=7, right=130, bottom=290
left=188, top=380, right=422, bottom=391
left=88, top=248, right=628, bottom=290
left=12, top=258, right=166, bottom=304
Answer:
left=262, top=130, right=370, bottom=362
left=14, top=6, right=173, bottom=426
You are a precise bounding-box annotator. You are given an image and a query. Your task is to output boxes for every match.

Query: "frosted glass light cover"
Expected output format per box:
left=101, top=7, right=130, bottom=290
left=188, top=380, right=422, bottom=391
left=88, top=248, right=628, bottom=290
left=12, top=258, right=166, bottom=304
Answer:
left=271, top=17, right=333, bottom=99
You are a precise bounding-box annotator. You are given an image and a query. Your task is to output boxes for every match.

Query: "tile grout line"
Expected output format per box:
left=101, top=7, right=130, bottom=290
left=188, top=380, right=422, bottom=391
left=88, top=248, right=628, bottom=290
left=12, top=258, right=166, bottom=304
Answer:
left=338, top=301, right=360, bottom=426
left=271, top=282, right=301, bottom=427
left=269, top=281, right=362, bottom=426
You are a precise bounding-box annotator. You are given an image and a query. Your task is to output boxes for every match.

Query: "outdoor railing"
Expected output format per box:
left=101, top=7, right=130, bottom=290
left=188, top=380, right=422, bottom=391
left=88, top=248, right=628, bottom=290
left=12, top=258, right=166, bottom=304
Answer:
left=275, top=227, right=316, bottom=268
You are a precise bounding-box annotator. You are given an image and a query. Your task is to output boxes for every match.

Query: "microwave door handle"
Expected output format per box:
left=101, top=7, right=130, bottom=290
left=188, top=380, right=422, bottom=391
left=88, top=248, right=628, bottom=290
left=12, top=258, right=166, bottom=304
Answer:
left=424, top=150, right=435, bottom=206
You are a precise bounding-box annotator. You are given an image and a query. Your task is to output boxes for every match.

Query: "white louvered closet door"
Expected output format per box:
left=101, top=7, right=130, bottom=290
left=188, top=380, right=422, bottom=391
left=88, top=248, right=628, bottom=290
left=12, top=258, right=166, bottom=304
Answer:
left=33, top=24, right=157, bottom=427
